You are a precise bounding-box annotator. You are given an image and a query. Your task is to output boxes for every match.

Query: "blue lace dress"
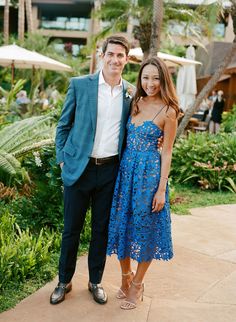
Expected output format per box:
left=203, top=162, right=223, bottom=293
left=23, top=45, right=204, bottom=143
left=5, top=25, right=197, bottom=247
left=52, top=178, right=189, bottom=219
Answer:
left=106, top=115, right=173, bottom=262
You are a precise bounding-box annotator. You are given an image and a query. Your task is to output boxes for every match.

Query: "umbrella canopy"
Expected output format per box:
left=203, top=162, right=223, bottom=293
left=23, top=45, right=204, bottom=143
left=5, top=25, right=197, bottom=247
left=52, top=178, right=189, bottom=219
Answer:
left=0, top=44, right=72, bottom=72
left=128, top=47, right=202, bottom=67
left=176, top=45, right=197, bottom=112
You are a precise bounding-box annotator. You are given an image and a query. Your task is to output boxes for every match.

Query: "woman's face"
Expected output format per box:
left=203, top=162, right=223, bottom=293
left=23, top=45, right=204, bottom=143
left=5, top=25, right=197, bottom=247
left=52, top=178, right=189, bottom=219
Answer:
left=141, top=64, right=161, bottom=97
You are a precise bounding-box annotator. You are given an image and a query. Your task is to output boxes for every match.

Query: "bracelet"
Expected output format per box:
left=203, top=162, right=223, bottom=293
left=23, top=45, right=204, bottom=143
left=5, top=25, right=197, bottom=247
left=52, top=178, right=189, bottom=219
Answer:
left=160, top=176, right=168, bottom=181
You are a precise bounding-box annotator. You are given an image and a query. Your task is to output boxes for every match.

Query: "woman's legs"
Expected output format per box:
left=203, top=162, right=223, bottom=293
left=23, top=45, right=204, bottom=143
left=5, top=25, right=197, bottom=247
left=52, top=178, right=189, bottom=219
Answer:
left=215, top=122, right=220, bottom=133
left=120, top=257, right=132, bottom=274
left=209, top=120, right=215, bottom=133
left=120, top=261, right=152, bottom=309
left=117, top=257, right=134, bottom=298
left=132, top=261, right=151, bottom=284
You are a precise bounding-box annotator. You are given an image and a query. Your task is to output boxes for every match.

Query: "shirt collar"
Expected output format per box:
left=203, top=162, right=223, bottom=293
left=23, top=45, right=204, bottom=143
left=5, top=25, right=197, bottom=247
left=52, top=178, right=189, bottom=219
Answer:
left=99, top=70, right=123, bottom=87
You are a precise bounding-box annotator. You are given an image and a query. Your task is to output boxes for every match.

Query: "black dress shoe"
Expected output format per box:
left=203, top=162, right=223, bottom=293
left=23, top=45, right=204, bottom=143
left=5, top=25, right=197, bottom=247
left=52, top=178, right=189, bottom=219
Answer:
left=88, top=282, right=108, bottom=304
left=50, top=282, right=72, bottom=305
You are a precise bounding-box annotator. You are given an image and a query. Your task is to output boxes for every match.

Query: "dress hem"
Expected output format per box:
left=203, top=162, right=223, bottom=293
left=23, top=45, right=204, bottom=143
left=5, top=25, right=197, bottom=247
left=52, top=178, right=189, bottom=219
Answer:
left=106, top=251, right=174, bottom=263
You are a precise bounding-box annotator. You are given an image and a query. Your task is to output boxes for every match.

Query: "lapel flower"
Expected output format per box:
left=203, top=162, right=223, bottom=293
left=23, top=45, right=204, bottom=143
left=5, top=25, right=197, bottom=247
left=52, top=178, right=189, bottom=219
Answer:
left=125, top=86, right=134, bottom=99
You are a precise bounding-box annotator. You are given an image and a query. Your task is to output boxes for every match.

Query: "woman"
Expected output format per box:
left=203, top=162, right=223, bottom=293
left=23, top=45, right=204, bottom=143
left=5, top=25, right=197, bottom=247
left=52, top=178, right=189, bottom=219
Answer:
left=209, top=90, right=225, bottom=134
left=106, top=57, right=179, bottom=310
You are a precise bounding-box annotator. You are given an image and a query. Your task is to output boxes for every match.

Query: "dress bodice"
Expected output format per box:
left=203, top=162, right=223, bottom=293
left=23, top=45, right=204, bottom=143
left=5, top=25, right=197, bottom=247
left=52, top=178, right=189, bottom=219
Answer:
left=126, top=116, right=163, bottom=153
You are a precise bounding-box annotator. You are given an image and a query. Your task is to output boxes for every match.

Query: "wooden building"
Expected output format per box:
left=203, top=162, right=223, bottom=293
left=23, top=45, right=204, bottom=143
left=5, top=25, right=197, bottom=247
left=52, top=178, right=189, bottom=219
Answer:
left=196, top=41, right=236, bottom=111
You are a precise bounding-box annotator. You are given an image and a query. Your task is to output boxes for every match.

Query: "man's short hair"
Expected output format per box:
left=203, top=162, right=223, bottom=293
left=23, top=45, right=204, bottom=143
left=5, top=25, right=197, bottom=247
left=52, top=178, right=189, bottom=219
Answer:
left=102, top=35, right=130, bottom=56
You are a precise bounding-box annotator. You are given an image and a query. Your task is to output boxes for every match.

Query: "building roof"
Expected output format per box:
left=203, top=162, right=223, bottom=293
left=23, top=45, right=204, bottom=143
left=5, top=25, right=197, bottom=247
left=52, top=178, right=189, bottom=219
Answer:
left=196, top=41, right=236, bottom=78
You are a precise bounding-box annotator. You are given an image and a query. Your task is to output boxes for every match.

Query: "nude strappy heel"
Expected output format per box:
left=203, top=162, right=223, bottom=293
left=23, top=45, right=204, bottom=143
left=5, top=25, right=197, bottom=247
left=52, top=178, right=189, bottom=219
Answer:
left=116, top=271, right=134, bottom=299
left=120, top=280, right=144, bottom=310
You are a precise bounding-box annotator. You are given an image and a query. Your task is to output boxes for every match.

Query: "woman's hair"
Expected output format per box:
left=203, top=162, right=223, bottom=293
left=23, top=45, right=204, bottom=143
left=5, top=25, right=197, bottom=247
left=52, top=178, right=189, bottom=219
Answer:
left=132, top=57, right=179, bottom=117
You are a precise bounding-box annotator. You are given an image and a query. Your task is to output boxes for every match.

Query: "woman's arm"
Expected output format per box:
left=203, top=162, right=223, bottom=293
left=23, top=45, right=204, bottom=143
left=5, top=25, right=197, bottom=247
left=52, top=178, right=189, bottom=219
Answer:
left=152, top=107, right=177, bottom=212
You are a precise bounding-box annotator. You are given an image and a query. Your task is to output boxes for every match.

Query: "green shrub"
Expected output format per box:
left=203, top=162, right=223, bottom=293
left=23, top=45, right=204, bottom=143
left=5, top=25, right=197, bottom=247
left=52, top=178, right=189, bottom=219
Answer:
left=221, top=105, right=236, bottom=133
left=0, top=147, right=64, bottom=232
left=0, top=211, right=61, bottom=290
left=171, top=132, right=236, bottom=191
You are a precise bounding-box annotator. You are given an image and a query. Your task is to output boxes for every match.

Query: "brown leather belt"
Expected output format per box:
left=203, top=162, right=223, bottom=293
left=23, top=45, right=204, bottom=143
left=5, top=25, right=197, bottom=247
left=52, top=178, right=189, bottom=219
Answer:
left=89, top=155, right=119, bottom=166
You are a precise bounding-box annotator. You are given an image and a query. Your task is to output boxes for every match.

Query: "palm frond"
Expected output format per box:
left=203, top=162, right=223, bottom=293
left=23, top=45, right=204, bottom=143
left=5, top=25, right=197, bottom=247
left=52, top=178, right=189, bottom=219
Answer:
left=6, top=126, right=55, bottom=154
left=0, top=115, right=53, bottom=152
left=12, top=139, right=55, bottom=158
left=0, top=150, right=21, bottom=175
left=0, top=115, right=55, bottom=181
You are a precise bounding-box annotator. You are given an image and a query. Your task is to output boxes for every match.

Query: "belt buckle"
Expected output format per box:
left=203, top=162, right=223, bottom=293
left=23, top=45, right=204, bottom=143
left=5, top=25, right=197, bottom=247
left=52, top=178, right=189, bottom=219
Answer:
left=95, top=158, right=101, bottom=165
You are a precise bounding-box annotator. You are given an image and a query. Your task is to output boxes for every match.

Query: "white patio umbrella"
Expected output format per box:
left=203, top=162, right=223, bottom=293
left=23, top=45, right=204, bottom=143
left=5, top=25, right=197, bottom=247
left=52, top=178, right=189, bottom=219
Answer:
left=128, top=47, right=202, bottom=67
left=176, top=45, right=197, bottom=112
left=0, top=44, right=72, bottom=83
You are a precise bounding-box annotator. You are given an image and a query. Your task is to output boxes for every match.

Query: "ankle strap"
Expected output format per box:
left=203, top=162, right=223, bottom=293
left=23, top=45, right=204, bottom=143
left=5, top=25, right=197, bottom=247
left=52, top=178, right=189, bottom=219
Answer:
left=132, top=280, right=143, bottom=286
left=122, top=271, right=133, bottom=276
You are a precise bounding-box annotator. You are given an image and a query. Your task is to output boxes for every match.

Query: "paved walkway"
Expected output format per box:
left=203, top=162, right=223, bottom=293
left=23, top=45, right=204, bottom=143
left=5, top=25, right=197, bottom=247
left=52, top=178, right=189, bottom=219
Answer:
left=1, top=204, right=236, bottom=322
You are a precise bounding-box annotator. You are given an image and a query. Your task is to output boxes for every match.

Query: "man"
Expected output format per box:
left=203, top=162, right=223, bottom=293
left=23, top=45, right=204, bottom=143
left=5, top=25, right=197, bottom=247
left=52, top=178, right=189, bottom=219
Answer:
left=50, top=35, right=132, bottom=305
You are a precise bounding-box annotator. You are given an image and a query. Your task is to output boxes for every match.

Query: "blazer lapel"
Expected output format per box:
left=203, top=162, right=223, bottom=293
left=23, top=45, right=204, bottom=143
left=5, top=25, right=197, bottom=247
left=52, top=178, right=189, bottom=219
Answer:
left=121, top=80, right=131, bottom=125
left=88, top=72, right=99, bottom=133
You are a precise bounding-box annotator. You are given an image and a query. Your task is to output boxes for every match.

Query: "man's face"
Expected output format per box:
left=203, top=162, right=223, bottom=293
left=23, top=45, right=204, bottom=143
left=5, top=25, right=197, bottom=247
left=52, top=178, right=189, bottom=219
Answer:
left=102, top=43, right=128, bottom=78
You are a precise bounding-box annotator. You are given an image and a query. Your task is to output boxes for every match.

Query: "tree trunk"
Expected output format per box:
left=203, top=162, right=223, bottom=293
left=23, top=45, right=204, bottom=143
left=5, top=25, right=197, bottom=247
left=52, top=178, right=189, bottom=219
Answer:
left=133, top=23, right=151, bottom=60
left=3, top=0, right=10, bottom=44
left=25, top=0, right=34, bottom=33
left=18, top=0, right=25, bottom=42
left=149, top=0, right=163, bottom=57
left=176, top=42, right=236, bottom=138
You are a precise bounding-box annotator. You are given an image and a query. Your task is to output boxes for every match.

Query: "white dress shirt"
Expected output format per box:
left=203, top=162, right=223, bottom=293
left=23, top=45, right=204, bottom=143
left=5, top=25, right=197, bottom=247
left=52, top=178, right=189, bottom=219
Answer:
left=91, top=71, right=123, bottom=158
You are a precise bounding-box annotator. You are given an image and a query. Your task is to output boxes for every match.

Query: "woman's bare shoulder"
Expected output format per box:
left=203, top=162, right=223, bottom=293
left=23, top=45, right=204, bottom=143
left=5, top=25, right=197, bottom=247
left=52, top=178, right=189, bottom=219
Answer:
left=165, top=106, right=178, bottom=120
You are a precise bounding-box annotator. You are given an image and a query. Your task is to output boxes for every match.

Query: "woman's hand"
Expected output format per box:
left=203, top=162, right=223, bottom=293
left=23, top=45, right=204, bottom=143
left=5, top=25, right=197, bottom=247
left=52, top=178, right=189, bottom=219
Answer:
left=152, top=190, right=165, bottom=213
left=60, top=162, right=64, bottom=169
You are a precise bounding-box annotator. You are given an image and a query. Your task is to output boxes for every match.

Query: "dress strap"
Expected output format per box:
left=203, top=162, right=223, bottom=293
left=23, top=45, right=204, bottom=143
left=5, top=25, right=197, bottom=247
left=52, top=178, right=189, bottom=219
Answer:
left=152, top=105, right=167, bottom=121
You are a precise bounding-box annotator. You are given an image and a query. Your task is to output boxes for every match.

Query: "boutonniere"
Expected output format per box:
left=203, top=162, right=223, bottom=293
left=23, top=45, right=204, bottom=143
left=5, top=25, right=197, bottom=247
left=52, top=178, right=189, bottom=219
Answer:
left=125, top=86, right=133, bottom=99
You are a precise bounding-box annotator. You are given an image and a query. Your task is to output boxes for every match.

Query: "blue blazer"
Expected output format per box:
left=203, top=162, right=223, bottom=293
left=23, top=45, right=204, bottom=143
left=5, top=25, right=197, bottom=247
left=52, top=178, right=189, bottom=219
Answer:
left=55, top=72, right=133, bottom=186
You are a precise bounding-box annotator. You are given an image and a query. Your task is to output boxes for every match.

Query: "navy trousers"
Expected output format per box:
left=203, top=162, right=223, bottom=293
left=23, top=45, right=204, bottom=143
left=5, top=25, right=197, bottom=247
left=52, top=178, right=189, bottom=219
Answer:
left=59, top=160, right=119, bottom=284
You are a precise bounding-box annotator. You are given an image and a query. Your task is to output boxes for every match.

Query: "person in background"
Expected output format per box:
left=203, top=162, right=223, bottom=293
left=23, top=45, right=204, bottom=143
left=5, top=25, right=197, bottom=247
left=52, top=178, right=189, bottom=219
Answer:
left=209, top=90, right=225, bottom=134
left=207, top=90, right=217, bottom=119
left=16, top=90, right=30, bottom=113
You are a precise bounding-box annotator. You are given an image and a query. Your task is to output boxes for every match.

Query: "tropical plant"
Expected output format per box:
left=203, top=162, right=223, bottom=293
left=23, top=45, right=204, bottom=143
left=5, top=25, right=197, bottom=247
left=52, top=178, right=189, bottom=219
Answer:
left=171, top=132, right=236, bottom=192
left=0, top=210, right=61, bottom=290
left=0, top=114, right=54, bottom=183
left=221, top=104, right=236, bottom=133
left=0, top=33, right=88, bottom=95
left=93, top=0, right=219, bottom=58
left=0, top=79, right=26, bottom=111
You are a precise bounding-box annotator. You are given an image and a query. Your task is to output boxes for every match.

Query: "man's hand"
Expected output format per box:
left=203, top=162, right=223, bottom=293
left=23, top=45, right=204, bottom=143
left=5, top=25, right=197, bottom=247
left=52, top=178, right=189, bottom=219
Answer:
left=60, top=162, right=64, bottom=169
left=157, top=136, right=164, bottom=150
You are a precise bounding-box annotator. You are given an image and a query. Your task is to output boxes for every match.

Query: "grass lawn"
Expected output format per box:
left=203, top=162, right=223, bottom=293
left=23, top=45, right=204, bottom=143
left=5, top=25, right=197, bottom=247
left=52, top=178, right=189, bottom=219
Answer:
left=171, top=184, right=236, bottom=215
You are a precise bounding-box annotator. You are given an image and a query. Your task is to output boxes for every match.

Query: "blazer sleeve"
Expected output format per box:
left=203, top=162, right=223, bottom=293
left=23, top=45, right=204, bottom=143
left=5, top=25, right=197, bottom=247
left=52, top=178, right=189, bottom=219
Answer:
left=55, top=78, right=76, bottom=164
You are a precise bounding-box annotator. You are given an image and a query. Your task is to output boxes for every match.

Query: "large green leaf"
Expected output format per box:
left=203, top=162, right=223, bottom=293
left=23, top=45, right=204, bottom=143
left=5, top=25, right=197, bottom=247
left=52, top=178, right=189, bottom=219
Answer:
left=0, top=151, right=21, bottom=175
